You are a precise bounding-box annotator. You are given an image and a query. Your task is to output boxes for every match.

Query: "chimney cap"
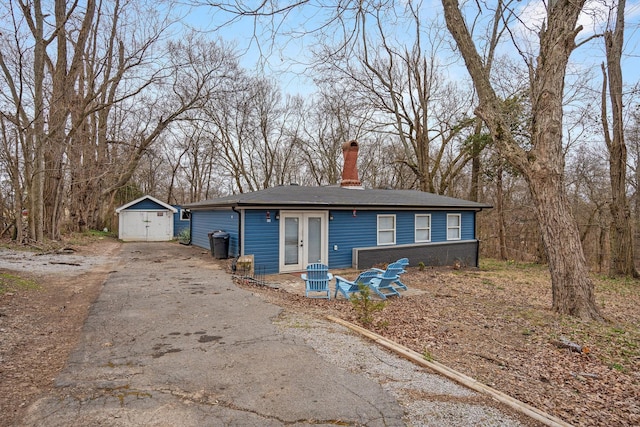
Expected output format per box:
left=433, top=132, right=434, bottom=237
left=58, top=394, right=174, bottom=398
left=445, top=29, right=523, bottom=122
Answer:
left=342, top=139, right=359, bottom=150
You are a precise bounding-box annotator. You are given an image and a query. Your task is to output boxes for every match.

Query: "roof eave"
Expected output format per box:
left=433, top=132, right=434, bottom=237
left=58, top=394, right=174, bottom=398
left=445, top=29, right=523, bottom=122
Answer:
left=187, top=202, right=492, bottom=211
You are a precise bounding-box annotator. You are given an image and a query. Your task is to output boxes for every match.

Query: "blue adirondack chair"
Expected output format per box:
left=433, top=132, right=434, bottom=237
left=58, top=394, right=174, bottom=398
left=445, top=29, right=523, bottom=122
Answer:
left=367, top=267, right=401, bottom=299
left=396, top=258, right=409, bottom=267
left=372, top=261, right=408, bottom=291
left=334, top=270, right=380, bottom=299
left=301, top=263, right=333, bottom=299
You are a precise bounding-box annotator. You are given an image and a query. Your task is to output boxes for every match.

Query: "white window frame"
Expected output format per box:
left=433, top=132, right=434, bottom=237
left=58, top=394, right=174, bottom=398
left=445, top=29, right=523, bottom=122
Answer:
left=180, top=209, right=191, bottom=221
left=377, top=214, right=396, bottom=245
left=447, top=213, right=461, bottom=240
left=415, top=214, right=431, bottom=242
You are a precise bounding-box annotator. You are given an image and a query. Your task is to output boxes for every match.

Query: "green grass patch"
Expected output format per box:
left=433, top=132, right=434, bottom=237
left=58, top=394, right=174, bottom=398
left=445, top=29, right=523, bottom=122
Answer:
left=64, top=229, right=118, bottom=246
left=0, top=272, right=40, bottom=294
left=422, top=349, right=434, bottom=362
left=594, top=274, right=638, bottom=296
left=84, top=229, right=116, bottom=238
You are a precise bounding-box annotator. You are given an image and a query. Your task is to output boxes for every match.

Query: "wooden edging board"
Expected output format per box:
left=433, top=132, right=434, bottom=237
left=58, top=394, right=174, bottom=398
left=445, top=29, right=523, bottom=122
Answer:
left=326, top=315, right=573, bottom=427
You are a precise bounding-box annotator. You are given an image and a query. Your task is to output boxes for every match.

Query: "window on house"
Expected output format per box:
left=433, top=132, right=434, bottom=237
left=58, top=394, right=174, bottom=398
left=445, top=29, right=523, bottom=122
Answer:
left=415, top=214, right=431, bottom=242
left=180, top=209, right=191, bottom=221
left=447, top=214, right=461, bottom=240
left=377, top=215, right=396, bottom=245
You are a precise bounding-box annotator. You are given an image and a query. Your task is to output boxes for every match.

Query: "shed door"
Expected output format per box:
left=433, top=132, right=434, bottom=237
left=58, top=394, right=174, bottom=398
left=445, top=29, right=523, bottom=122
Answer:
left=121, top=210, right=172, bottom=241
left=279, top=211, right=328, bottom=272
left=144, top=211, right=172, bottom=241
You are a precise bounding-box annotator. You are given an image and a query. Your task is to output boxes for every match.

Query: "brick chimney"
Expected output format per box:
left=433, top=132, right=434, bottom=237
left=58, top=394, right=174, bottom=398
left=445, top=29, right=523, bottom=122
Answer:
left=341, top=140, right=363, bottom=189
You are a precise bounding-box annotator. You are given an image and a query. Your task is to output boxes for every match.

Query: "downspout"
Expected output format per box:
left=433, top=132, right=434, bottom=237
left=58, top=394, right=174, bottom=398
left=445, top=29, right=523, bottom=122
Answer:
left=232, top=206, right=241, bottom=257
left=231, top=206, right=242, bottom=273
left=474, top=208, right=481, bottom=267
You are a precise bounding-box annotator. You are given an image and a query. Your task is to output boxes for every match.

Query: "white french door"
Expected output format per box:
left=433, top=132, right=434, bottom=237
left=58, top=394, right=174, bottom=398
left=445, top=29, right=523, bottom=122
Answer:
left=279, top=211, right=328, bottom=272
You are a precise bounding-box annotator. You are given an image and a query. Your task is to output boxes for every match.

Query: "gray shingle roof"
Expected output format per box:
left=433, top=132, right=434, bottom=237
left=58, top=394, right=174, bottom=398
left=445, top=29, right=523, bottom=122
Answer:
left=183, top=185, right=492, bottom=210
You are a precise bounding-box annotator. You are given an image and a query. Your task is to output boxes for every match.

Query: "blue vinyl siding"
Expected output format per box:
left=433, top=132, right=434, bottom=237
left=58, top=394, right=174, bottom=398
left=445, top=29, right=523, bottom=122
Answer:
left=191, top=210, right=239, bottom=256
left=395, top=212, right=415, bottom=244
left=430, top=211, right=475, bottom=241
left=172, top=206, right=190, bottom=237
left=243, top=210, right=280, bottom=273
left=126, top=199, right=167, bottom=210
left=328, top=210, right=375, bottom=268
left=329, top=210, right=477, bottom=269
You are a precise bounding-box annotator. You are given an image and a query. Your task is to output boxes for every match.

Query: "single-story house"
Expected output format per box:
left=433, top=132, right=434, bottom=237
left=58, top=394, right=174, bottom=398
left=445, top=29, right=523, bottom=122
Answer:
left=183, top=140, right=491, bottom=274
left=115, top=195, right=178, bottom=241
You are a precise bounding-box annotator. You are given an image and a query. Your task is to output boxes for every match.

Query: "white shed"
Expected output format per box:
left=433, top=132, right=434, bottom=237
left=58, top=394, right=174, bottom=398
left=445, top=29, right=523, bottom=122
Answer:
left=115, top=195, right=177, bottom=241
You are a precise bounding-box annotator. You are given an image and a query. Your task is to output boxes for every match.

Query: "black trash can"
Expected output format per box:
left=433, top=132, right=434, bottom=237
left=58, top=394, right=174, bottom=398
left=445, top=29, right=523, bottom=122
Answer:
left=207, top=231, right=222, bottom=256
left=212, top=231, right=230, bottom=259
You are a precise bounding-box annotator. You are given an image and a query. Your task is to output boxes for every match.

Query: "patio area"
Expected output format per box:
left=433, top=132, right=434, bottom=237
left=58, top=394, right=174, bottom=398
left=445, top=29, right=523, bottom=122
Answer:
left=262, top=269, right=429, bottom=300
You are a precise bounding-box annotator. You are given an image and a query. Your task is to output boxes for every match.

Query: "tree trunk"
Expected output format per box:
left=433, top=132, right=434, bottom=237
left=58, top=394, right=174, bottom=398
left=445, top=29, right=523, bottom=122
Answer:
left=496, top=165, right=507, bottom=260
left=598, top=220, right=608, bottom=274
left=442, top=0, right=602, bottom=320
left=469, top=119, right=484, bottom=202
left=528, top=170, right=600, bottom=318
left=601, top=0, right=638, bottom=277
left=31, top=0, right=46, bottom=243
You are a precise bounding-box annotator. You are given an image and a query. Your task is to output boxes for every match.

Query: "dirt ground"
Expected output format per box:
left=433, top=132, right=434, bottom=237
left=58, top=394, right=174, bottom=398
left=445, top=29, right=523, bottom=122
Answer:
left=1, top=237, right=639, bottom=426
left=0, top=237, right=121, bottom=426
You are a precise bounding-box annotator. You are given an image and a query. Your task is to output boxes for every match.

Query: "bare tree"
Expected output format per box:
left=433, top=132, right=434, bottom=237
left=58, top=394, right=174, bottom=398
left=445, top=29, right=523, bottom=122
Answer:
left=628, top=102, right=640, bottom=243
left=0, top=1, right=243, bottom=238
left=200, top=71, right=301, bottom=193
left=441, top=0, right=602, bottom=319
left=567, top=146, right=611, bottom=273
left=0, top=115, right=25, bottom=240
left=199, top=1, right=480, bottom=194
left=295, top=85, right=373, bottom=186
left=466, top=0, right=519, bottom=202
left=600, top=0, right=638, bottom=277
left=98, top=33, right=240, bottom=208
left=313, top=2, right=477, bottom=193
left=0, top=0, right=52, bottom=242
left=202, top=71, right=261, bottom=194
left=165, top=118, right=226, bottom=203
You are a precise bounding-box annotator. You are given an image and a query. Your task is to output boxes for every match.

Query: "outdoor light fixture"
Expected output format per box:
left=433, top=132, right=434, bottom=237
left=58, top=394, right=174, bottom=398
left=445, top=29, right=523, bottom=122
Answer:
left=266, top=211, right=271, bottom=222
left=275, top=211, right=280, bottom=220
left=352, top=209, right=357, bottom=217
left=329, top=213, right=334, bottom=220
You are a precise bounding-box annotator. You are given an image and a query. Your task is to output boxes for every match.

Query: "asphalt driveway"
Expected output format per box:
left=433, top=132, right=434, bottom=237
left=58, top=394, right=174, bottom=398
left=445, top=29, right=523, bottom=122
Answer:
left=21, top=242, right=524, bottom=427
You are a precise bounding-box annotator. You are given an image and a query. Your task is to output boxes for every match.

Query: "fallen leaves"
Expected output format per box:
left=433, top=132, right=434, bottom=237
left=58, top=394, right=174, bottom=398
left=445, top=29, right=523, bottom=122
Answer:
left=256, top=262, right=640, bottom=427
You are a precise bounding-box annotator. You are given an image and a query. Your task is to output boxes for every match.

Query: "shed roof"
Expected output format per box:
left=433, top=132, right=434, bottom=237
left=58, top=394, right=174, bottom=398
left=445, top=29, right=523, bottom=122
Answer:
left=115, top=195, right=178, bottom=213
left=183, top=185, right=492, bottom=211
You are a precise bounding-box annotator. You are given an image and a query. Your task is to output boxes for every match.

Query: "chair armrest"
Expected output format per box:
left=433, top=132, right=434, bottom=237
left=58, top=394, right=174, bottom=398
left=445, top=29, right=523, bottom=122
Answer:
left=368, top=277, right=381, bottom=286
left=327, top=273, right=334, bottom=280
left=334, top=275, right=353, bottom=286
left=301, top=274, right=308, bottom=280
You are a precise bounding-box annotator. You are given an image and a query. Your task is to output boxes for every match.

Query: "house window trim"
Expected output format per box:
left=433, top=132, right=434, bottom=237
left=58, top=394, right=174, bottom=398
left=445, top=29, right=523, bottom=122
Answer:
left=447, top=213, right=461, bottom=241
left=377, top=214, right=396, bottom=246
left=180, top=209, right=191, bottom=221
left=415, top=214, right=431, bottom=243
